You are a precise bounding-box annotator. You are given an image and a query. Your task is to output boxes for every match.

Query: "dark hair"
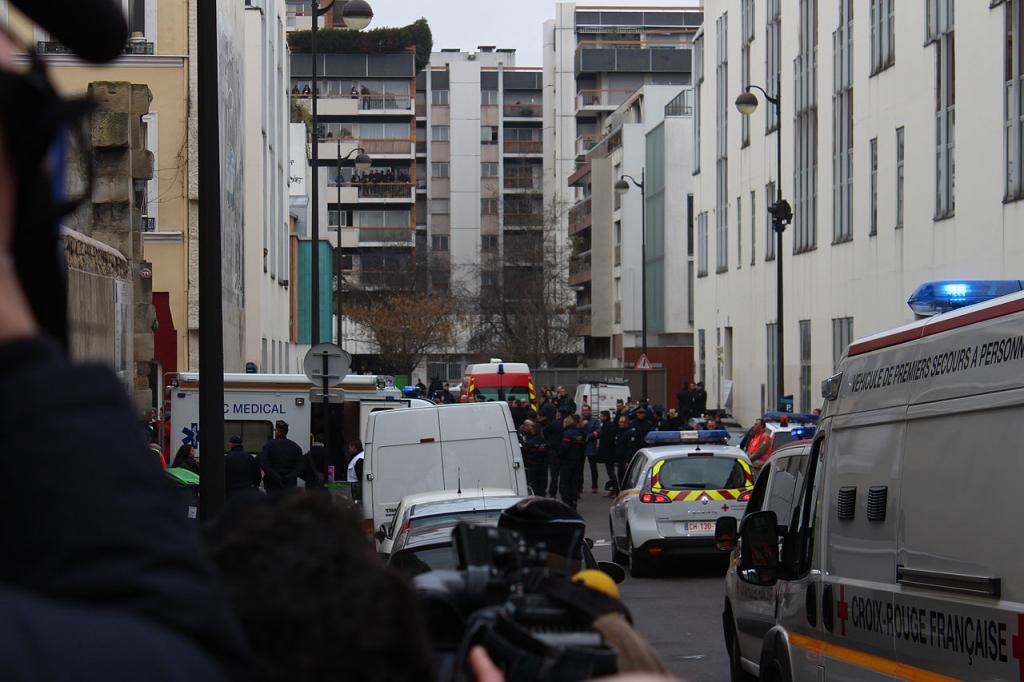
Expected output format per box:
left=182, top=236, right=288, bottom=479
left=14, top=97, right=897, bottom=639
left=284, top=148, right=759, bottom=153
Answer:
left=205, top=494, right=435, bottom=682
left=171, top=444, right=193, bottom=468
left=348, top=439, right=364, bottom=453
left=600, top=410, right=610, bottom=418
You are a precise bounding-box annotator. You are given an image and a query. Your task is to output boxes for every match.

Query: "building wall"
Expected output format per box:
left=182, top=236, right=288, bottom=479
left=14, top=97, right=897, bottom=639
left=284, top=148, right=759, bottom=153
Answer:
left=693, top=0, right=1024, bottom=424
left=448, top=59, right=483, bottom=297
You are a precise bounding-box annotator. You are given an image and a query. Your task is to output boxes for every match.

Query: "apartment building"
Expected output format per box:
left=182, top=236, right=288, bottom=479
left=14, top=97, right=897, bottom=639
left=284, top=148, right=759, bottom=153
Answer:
left=693, top=0, right=1024, bottom=424
left=570, top=86, right=696, bottom=392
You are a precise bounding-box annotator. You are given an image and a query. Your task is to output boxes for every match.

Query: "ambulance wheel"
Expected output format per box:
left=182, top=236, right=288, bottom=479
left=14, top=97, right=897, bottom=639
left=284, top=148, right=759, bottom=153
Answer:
left=627, top=533, right=653, bottom=578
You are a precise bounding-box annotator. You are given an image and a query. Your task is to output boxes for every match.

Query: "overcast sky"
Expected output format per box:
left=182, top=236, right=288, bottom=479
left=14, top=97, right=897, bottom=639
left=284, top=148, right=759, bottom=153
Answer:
left=367, top=1, right=700, bottom=67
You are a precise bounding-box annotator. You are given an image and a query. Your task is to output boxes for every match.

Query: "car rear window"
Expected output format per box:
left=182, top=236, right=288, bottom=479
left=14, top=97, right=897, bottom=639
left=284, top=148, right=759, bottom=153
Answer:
left=473, top=386, right=531, bottom=401
left=772, top=432, right=797, bottom=449
left=656, top=457, right=748, bottom=490
left=410, top=510, right=503, bottom=532
left=389, top=545, right=457, bottom=577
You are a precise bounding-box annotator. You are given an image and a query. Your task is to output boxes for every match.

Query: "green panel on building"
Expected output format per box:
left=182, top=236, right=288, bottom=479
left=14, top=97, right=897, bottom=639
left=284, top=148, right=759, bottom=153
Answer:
left=297, top=240, right=333, bottom=345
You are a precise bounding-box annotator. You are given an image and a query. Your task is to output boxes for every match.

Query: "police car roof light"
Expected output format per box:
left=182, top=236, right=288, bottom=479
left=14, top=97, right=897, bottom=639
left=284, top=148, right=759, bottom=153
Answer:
left=788, top=427, right=815, bottom=439
left=907, top=280, right=1024, bottom=317
left=764, top=411, right=818, bottom=423
left=645, top=430, right=731, bottom=446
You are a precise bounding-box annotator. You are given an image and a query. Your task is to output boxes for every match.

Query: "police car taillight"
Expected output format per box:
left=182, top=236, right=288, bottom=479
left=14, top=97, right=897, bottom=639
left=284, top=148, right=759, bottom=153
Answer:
left=738, top=490, right=752, bottom=502
left=640, top=492, right=672, bottom=504
left=645, top=430, right=730, bottom=445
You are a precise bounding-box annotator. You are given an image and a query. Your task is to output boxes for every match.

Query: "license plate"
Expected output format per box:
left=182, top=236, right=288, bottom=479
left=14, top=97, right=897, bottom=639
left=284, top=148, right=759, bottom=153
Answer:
left=687, top=521, right=716, bottom=532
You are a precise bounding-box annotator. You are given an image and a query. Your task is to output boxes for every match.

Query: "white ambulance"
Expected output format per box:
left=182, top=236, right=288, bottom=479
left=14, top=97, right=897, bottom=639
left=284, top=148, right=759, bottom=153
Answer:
left=168, top=372, right=427, bottom=457
left=720, top=281, right=1024, bottom=681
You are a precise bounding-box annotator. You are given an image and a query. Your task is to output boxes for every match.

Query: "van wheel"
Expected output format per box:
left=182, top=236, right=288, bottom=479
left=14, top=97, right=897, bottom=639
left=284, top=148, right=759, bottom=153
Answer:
left=729, top=632, right=755, bottom=682
left=628, top=533, right=653, bottom=578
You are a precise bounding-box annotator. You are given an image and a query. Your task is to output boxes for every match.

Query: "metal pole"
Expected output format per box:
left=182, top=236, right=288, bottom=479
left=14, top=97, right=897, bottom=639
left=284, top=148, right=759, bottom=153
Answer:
left=322, top=351, right=331, bottom=478
left=336, top=139, right=342, bottom=347
left=774, top=73, right=785, bottom=412
left=639, top=170, right=648, bottom=402
left=310, top=0, right=321, bottom=345
left=197, top=0, right=225, bottom=520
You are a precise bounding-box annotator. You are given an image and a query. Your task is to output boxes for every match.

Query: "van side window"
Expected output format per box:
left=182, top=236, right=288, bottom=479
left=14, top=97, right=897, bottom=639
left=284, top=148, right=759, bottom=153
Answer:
left=791, top=439, right=826, bottom=576
left=743, top=462, right=772, bottom=515
left=765, top=454, right=808, bottom=527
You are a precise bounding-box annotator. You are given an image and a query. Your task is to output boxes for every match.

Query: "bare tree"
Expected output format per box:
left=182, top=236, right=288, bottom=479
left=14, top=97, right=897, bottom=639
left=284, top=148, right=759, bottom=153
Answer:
left=345, top=292, right=459, bottom=376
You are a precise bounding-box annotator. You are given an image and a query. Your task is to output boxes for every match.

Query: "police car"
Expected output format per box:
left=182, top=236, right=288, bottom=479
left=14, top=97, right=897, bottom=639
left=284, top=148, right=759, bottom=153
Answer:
left=749, top=412, right=816, bottom=471
left=608, top=430, right=754, bottom=578
left=721, top=280, right=1024, bottom=681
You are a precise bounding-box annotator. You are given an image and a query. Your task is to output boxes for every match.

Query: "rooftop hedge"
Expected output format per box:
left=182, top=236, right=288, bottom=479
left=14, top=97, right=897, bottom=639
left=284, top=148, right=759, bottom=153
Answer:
left=287, top=18, right=432, bottom=73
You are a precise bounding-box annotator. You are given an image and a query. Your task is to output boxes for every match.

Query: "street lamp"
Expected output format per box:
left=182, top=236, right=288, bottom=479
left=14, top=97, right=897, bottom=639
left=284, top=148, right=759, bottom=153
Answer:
left=735, top=79, right=793, bottom=412
left=615, top=170, right=649, bottom=402
left=334, top=145, right=371, bottom=348
left=308, top=0, right=373, bottom=347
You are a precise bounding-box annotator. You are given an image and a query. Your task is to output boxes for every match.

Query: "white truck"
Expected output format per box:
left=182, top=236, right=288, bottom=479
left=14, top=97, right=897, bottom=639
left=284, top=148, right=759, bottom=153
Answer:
left=168, top=372, right=429, bottom=457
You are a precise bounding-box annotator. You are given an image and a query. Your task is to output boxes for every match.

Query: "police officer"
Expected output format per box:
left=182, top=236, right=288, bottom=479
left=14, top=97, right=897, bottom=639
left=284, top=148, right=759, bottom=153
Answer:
left=580, top=405, right=601, bottom=495
left=225, top=435, right=261, bottom=498
left=559, top=415, right=585, bottom=509
left=537, top=403, right=563, bottom=498
left=258, top=420, right=304, bottom=493
left=519, top=419, right=548, bottom=496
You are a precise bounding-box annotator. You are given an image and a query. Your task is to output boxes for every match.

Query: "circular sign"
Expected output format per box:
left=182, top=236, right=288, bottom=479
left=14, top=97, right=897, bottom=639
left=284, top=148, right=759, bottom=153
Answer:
left=302, top=343, right=352, bottom=388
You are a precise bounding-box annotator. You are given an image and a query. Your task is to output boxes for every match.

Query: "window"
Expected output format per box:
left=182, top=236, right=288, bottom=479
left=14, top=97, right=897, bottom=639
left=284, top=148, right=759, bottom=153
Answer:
left=481, top=234, right=498, bottom=251
left=832, top=317, right=853, bottom=370
left=481, top=198, right=497, bottom=215
left=870, top=0, right=895, bottom=74
left=697, top=211, right=709, bottom=277
left=741, top=0, right=754, bottom=146
left=141, top=112, right=158, bottom=230
left=430, top=198, right=450, bottom=214
left=896, top=127, right=905, bottom=227
left=766, top=322, right=778, bottom=410
left=750, top=190, right=756, bottom=265
left=765, top=181, right=777, bottom=260
left=794, top=0, right=819, bottom=252
left=1006, top=1, right=1024, bottom=200
left=427, top=361, right=463, bottom=382
left=481, top=89, right=498, bottom=105
left=715, top=14, right=729, bottom=274
left=431, top=89, right=449, bottom=105
left=354, top=210, right=410, bottom=227
left=766, top=0, right=781, bottom=132
left=930, top=0, right=955, bottom=218
left=481, top=126, right=498, bottom=144
left=481, top=270, right=498, bottom=287
left=870, top=137, right=878, bottom=235
left=431, top=126, right=449, bottom=142
left=693, top=33, right=703, bottom=173
left=832, top=0, right=853, bottom=244
left=698, top=329, right=706, bottom=384
left=736, top=195, right=742, bottom=268
left=431, top=162, right=449, bottom=178
left=686, top=194, right=694, bottom=256
left=799, top=319, right=811, bottom=412
left=481, top=162, right=498, bottom=177
left=431, top=234, right=449, bottom=251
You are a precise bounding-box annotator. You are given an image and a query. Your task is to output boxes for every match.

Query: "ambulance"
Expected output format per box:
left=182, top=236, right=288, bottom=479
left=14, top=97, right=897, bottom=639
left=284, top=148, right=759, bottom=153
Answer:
left=168, top=372, right=427, bottom=458
left=718, top=280, right=1024, bottom=681
left=461, top=359, right=536, bottom=409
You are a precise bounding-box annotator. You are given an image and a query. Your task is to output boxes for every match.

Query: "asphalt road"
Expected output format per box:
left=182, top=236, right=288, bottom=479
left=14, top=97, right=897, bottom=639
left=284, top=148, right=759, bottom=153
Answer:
left=576, top=470, right=731, bottom=682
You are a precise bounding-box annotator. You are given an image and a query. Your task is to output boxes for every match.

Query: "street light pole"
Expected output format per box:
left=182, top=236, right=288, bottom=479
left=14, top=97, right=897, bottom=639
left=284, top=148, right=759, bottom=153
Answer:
left=736, top=77, right=792, bottom=412
left=616, top=171, right=647, bottom=401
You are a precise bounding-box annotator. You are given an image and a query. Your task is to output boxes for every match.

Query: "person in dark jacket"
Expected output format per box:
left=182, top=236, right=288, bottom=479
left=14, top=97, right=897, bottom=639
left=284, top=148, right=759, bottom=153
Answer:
left=692, top=381, right=708, bottom=419
left=519, top=419, right=548, bottom=496
left=630, top=406, right=654, bottom=449
left=676, top=381, right=694, bottom=422
left=171, top=443, right=200, bottom=474
left=658, top=406, right=685, bottom=431
left=537, top=404, right=563, bottom=497
left=558, top=415, right=585, bottom=509
left=579, top=405, right=601, bottom=494
left=225, top=435, right=262, bottom=498
left=301, top=437, right=328, bottom=489
left=259, top=420, right=304, bottom=492
left=613, top=414, right=637, bottom=489
left=596, top=410, right=619, bottom=494
left=554, top=385, right=577, bottom=417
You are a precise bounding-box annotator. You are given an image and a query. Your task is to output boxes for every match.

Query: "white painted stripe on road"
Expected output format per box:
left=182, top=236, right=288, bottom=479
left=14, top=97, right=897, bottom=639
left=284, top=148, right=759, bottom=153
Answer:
left=592, top=539, right=610, bottom=546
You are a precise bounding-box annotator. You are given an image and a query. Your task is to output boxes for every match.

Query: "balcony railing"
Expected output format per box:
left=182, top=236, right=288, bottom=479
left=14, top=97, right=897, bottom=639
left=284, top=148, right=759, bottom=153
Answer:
left=503, top=103, right=542, bottom=118
left=614, top=244, right=622, bottom=266
left=503, top=176, right=541, bottom=190
left=569, top=198, right=592, bottom=234
left=331, top=182, right=414, bottom=199
left=576, top=88, right=635, bottom=111
left=576, top=133, right=601, bottom=156
left=569, top=312, right=592, bottom=337
left=352, top=227, right=415, bottom=244
left=569, top=255, right=591, bottom=279
left=504, top=213, right=544, bottom=227
left=289, top=92, right=413, bottom=111
left=504, top=140, right=543, bottom=154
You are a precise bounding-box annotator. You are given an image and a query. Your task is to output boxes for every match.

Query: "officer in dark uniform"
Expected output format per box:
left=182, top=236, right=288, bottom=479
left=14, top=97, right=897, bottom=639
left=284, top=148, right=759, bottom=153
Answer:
left=225, top=435, right=261, bottom=498
left=258, top=420, right=304, bottom=492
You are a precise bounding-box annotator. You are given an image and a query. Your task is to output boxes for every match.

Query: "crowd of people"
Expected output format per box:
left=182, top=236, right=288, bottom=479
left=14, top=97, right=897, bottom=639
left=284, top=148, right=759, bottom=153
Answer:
left=348, top=168, right=411, bottom=185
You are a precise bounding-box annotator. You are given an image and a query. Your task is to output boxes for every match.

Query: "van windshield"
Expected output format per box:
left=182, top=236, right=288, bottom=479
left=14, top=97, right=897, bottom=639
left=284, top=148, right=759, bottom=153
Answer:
left=656, top=457, right=748, bottom=490
left=473, top=386, right=531, bottom=402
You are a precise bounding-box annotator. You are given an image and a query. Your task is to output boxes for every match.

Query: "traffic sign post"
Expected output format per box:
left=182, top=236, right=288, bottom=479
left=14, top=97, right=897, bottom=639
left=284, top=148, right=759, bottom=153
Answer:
left=636, top=353, right=653, bottom=371
left=303, top=343, right=352, bottom=479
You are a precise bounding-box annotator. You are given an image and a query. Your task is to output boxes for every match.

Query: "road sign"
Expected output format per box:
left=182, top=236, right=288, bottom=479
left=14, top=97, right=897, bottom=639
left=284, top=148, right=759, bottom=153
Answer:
left=303, top=343, right=352, bottom=388
left=636, top=353, right=652, bottom=371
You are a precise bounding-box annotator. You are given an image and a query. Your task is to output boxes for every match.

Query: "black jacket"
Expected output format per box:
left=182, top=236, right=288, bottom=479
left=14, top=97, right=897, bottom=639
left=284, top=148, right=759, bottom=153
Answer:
left=657, top=416, right=684, bottom=431
left=614, top=425, right=637, bottom=463
left=520, top=431, right=548, bottom=466
left=0, top=337, right=248, bottom=679
left=542, top=419, right=564, bottom=458
left=259, top=437, right=304, bottom=491
left=692, top=388, right=708, bottom=417
left=560, top=427, right=586, bottom=464
left=676, top=388, right=694, bottom=417
left=301, top=445, right=328, bottom=488
left=596, top=419, right=618, bottom=463
left=225, top=446, right=261, bottom=496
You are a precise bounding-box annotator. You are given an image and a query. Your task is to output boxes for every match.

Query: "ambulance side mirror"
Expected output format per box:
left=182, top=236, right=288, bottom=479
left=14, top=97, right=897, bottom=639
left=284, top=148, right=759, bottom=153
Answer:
left=374, top=524, right=389, bottom=542
left=715, top=516, right=738, bottom=551
left=737, top=510, right=780, bottom=587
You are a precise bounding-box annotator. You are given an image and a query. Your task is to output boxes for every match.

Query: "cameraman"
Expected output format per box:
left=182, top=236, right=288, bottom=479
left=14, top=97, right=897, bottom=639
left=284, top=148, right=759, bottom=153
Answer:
left=0, top=17, right=247, bottom=680
left=498, top=498, right=668, bottom=675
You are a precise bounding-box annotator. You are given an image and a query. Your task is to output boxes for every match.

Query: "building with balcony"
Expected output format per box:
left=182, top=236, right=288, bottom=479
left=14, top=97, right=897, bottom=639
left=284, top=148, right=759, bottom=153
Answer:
left=571, top=86, right=695, bottom=392
left=543, top=3, right=702, bottom=266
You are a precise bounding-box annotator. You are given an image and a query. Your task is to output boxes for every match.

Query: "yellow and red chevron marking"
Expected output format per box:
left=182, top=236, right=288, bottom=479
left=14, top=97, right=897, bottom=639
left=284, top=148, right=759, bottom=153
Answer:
left=651, top=460, right=751, bottom=502
left=528, top=381, right=537, bottom=410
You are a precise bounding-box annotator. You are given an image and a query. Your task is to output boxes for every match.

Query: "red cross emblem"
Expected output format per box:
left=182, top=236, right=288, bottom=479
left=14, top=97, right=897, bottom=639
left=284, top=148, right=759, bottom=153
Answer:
left=721, top=503, right=730, bottom=512
left=1012, top=613, right=1024, bottom=681
left=836, top=585, right=849, bottom=636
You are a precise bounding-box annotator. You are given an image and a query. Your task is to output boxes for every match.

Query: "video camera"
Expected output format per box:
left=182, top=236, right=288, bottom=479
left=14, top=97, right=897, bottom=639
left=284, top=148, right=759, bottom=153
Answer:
left=413, top=522, right=619, bottom=682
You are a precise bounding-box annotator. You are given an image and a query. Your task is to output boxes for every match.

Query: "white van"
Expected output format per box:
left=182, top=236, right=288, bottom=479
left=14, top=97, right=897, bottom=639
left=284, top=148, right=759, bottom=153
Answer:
left=720, top=289, right=1024, bottom=681
left=362, top=401, right=528, bottom=534
left=574, top=381, right=631, bottom=415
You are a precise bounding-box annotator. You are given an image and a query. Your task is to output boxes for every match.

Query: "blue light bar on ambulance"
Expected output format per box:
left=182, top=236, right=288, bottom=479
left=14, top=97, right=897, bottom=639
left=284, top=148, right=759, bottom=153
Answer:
left=645, top=430, right=731, bottom=445
left=907, top=280, right=1024, bottom=317
left=764, top=411, right=818, bottom=423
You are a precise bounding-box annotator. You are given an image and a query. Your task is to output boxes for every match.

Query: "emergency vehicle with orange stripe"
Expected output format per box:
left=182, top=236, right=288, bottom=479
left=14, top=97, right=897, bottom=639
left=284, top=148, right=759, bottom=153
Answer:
left=462, top=360, right=536, bottom=410
left=608, top=429, right=753, bottom=578
left=716, top=280, right=1024, bottom=682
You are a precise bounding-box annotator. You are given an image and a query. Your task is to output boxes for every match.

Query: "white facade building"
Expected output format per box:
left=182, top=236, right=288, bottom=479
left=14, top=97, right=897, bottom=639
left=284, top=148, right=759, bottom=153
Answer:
left=693, top=0, right=1024, bottom=424
left=244, top=0, right=297, bottom=373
